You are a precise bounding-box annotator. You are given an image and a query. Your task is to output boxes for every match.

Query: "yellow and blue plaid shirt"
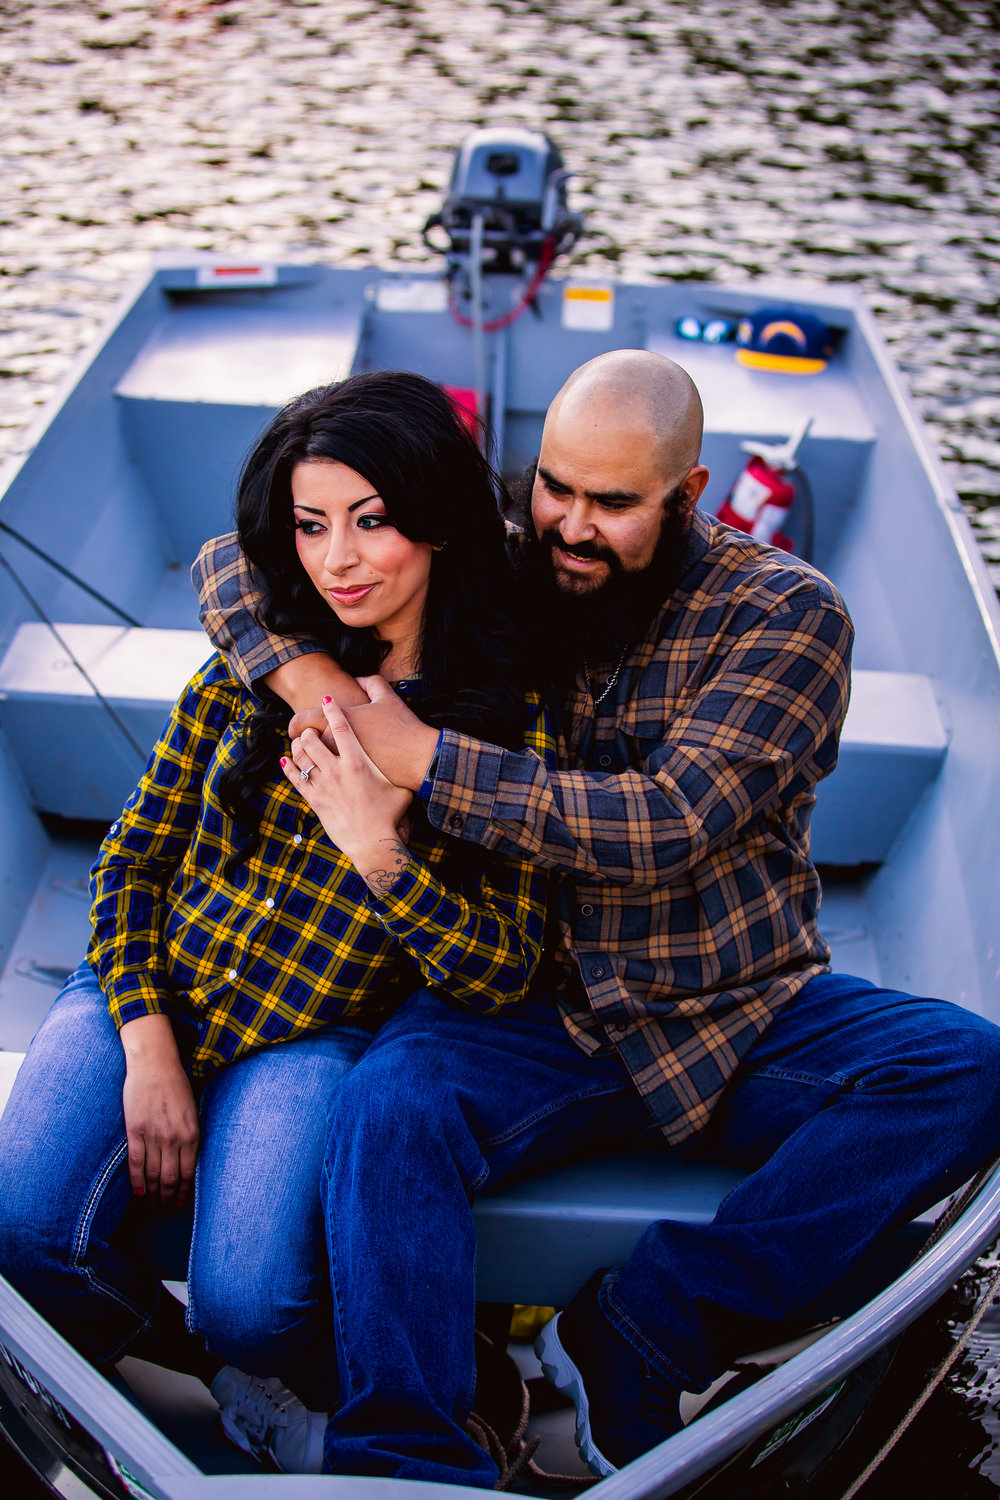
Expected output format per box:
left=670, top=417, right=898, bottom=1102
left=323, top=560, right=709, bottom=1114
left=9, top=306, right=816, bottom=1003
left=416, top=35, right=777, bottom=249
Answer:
left=194, top=512, right=853, bottom=1141
left=88, top=654, right=554, bottom=1078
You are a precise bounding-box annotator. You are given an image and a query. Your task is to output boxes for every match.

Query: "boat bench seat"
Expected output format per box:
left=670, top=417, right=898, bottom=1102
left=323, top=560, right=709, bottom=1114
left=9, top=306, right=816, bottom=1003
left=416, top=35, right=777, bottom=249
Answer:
left=0, top=623, right=213, bottom=823
left=810, top=669, right=947, bottom=864
left=0, top=1050, right=741, bottom=1305
left=0, top=622, right=948, bottom=853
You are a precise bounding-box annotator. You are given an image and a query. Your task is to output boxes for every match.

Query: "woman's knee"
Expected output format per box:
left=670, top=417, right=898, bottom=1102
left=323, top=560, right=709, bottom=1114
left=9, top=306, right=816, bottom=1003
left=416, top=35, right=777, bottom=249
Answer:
left=189, top=1261, right=320, bottom=1368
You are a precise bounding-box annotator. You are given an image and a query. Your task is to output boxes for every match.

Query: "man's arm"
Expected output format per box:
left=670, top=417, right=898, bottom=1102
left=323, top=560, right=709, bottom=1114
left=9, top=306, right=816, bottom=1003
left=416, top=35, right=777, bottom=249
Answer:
left=193, top=532, right=364, bottom=708
left=344, top=594, right=853, bottom=889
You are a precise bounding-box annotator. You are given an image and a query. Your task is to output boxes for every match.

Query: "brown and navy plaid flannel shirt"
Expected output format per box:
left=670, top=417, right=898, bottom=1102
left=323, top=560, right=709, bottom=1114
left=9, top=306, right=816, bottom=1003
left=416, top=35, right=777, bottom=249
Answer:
left=194, top=508, right=853, bottom=1143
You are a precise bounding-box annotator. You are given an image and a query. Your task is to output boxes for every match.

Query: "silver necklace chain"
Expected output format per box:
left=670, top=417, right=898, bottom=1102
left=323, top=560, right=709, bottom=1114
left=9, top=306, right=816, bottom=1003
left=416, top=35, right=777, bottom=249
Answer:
left=583, top=644, right=630, bottom=707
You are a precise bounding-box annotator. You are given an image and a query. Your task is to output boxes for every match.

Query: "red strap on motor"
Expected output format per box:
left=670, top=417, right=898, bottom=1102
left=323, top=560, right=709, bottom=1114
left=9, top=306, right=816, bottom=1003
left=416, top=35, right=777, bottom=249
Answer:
left=448, top=237, right=557, bottom=334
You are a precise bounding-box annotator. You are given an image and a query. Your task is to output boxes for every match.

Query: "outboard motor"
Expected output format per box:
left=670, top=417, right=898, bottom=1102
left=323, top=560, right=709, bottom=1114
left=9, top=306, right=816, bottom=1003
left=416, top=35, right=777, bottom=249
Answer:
left=423, top=126, right=582, bottom=270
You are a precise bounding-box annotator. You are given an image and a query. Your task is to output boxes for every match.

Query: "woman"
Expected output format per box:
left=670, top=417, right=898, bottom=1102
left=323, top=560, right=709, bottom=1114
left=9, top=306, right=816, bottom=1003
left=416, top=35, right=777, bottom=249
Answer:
left=0, top=371, right=553, bottom=1472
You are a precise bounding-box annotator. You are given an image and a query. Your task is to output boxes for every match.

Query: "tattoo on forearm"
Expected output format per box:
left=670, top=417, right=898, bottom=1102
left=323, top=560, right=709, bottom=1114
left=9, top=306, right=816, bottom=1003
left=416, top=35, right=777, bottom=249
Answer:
left=363, top=840, right=410, bottom=896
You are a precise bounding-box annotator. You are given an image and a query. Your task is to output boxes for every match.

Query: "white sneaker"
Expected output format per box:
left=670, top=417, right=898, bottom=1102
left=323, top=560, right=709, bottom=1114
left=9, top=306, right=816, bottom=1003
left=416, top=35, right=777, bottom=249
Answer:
left=211, top=1365, right=327, bottom=1474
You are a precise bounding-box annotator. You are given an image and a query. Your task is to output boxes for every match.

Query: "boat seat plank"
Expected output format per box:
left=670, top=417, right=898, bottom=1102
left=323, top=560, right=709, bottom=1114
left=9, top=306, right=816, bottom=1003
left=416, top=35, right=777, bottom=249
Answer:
left=0, top=624, right=213, bottom=822
left=0, top=625, right=949, bottom=854
left=112, top=301, right=366, bottom=555
left=114, top=303, right=364, bottom=410
left=811, top=669, right=947, bottom=864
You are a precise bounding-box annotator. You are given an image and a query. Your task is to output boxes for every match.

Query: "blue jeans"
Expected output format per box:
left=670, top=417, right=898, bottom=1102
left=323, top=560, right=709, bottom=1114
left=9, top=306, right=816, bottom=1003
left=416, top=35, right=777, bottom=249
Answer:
left=320, top=975, right=1000, bottom=1487
left=0, top=963, right=371, bottom=1410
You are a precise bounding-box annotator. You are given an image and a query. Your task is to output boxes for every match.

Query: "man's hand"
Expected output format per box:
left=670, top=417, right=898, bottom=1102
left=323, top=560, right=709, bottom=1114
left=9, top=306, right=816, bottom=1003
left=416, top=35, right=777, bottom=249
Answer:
left=346, top=677, right=441, bottom=791
left=284, top=697, right=415, bottom=891
left=288, top=706, right=335, bottom=753
left=290, top=677, right=440, bottom=792
left=119, top=1014, right=199, bottom=1209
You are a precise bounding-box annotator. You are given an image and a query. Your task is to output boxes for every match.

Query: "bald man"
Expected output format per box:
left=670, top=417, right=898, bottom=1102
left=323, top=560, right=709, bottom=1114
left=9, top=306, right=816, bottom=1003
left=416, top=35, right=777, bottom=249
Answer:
left=194, top=352, right=1000, bottom=1484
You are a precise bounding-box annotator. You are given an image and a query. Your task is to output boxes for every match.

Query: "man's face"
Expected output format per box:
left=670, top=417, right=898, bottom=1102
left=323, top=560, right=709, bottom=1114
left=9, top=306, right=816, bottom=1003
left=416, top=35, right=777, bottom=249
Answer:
left=530, top=402, right=704, bottom=597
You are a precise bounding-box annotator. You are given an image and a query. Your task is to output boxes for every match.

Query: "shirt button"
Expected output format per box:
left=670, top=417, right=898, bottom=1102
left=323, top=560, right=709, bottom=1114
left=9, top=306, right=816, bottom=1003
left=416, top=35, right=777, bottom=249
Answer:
left=591, top=964, right=606, bottom=980
left=599, top=755, right=612, bottom=768
left=264, top=898, right=274, bottom=909
left=110, top=823, right=119, bottom=835
left=449, top=814, right=464, bottom=830
left=228, top=969, right=237, bottom=981
left=580, top=903, right=595, bottom=917
left=292, top=834, right=302, bottom=845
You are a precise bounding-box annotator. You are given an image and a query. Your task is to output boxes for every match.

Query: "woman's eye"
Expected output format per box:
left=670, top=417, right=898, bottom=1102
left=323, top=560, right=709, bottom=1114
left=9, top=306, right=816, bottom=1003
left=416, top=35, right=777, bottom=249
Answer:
left=295, top=520, right=324, bottom=535
left=357, top=514, right=390, bottom=530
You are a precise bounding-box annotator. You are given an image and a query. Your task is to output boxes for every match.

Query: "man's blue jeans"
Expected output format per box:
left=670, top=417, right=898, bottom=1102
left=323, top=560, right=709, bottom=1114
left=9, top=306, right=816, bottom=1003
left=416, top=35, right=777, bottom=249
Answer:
left=0, top=962, right=371, bottom=1410
left=321, top=975, right=1000, bottom=1487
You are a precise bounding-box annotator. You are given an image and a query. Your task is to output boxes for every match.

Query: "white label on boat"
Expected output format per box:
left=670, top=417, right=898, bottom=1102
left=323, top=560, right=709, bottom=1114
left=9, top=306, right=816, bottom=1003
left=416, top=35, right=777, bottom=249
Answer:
left=750, top=1378, right=846, bottom=1467
left=562, top=284, right=615, bottom=331
left=195, top=264, right=278, bottom=287
left=106, top=1453, right=158, bottom=1499
left=375, top=279, right=449, bottom=313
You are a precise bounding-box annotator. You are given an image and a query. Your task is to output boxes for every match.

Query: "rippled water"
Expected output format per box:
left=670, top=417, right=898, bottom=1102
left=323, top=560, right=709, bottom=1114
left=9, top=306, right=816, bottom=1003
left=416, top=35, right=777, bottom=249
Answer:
left=2, top=0, right=1000, bottom=1492
left=2, top=0, right=999, bottom=585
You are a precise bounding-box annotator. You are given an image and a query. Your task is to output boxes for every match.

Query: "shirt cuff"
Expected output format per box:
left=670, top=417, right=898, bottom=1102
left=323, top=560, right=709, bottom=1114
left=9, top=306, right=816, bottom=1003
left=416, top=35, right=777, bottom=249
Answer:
left=425, top=729, right=505, bottom=844
left=414, top=733, right=443, bottom=805
left=104, top=972, right=177, bottom=1029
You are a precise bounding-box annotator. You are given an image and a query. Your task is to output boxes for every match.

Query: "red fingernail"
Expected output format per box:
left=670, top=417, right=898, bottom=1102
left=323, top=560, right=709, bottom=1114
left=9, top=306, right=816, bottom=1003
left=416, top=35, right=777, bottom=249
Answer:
left=135, top=1185, right=145, bottom=1197
left=322, top=696, right=332, bottom=704
left=280, top=757, right=287, bottom=767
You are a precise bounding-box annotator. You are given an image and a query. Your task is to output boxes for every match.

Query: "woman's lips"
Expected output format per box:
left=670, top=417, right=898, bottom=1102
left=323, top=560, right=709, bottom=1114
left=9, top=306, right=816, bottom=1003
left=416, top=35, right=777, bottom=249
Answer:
left=328, top=582, right=377, bottom=605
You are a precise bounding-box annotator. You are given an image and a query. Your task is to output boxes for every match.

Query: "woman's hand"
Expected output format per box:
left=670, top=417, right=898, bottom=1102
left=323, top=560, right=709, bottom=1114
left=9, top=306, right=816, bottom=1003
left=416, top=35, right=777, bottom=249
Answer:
left=284, top=697, right=414, bottom=894
left=119, top=1014, right=199, bottom=1209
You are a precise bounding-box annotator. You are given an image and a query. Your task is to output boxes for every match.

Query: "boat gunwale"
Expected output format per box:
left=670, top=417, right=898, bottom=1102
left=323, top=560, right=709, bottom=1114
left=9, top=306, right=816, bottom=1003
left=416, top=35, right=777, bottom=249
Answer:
left=592, top=1160, right=1000, bottom=1500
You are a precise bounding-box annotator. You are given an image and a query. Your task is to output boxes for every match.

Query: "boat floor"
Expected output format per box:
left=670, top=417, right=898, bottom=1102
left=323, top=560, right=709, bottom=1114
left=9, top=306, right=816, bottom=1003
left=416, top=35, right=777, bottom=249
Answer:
left=115, top=1332, right=589, bottom=1485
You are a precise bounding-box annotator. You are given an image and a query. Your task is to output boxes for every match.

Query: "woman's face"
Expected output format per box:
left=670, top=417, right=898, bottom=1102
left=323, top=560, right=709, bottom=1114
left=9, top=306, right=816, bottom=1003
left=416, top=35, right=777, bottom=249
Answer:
left=292, top=459, right=434, bottom=653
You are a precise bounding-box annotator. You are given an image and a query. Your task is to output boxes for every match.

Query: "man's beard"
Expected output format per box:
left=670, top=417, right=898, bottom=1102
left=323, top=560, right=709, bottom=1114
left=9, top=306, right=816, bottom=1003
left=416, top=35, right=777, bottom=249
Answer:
left=511, top=467, right=693, bottom=687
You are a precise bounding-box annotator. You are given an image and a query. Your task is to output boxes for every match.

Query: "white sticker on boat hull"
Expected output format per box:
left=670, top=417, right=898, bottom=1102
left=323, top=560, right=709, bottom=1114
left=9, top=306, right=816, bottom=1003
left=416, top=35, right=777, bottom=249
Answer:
left=375, top=279, right=449, bottom=313
left=562, top=284, right=615, bottom=331
left=195, top=265, right=278, bottom=287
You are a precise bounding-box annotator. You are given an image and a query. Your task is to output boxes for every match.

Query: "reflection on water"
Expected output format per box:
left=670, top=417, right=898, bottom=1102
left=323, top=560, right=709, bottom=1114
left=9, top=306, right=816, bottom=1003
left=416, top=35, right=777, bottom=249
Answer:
left=1, top=0, right=1000, bottom=1490
left=1, top=0, right=997, bottom=588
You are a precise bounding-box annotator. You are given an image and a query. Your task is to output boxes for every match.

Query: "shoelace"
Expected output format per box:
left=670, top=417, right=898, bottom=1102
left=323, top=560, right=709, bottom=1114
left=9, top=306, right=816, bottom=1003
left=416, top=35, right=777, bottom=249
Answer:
left=234, top=1378, right=296, bottom=1438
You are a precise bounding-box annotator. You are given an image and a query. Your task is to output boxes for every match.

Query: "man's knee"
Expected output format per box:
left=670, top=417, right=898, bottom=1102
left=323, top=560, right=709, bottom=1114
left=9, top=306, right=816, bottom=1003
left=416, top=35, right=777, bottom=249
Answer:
left=942, top=1012, right=1000, bottom=1146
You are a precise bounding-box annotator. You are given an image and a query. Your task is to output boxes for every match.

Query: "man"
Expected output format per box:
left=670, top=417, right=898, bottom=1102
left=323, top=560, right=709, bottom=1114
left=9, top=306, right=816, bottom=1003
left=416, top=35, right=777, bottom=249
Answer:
left=194, top=351, right=1000, bottom=1484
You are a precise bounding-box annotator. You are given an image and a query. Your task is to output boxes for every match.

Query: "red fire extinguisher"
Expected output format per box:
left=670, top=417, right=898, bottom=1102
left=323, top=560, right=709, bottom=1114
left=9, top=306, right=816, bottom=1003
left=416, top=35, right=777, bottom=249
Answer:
left=717, top=417, right=813, bottom=553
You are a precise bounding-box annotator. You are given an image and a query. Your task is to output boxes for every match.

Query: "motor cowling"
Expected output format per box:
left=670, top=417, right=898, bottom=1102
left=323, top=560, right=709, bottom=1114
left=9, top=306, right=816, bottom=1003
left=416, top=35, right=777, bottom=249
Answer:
left=423, top=127, right=582, bottom=269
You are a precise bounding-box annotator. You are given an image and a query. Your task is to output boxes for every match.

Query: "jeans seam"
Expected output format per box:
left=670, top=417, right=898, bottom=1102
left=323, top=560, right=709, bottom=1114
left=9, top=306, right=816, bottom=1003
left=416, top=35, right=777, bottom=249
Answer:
left=185, top=1155, right=204, bottom=1336
left=327, top=1195, right=358, bottom=1403
left=749, top=1066, right=850, bottom=1088
left=602, top=1270, right=702, bottom=1393
left=70, top=1137, right=153, bottom=1359
left=478, top=1081, right=629, bottom=1152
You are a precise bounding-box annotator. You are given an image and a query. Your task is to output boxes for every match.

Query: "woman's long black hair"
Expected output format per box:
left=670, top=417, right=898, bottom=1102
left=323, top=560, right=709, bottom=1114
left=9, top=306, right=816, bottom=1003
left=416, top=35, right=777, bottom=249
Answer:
left=216, top=370, right=530, bottom=852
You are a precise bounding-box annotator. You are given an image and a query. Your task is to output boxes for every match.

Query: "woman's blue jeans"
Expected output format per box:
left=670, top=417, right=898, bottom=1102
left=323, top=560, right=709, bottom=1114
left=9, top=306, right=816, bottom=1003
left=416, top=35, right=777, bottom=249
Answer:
left=320, top=974, right=1000, bottom=1487
left=0, top=962, right=371, bottom=1410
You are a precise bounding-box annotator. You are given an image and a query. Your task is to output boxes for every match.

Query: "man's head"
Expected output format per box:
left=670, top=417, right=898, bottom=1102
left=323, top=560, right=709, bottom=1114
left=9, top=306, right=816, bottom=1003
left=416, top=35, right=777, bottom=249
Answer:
left=531, top=349, right=709, bottom=597
left=516, top=351, right=709, bottom=676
